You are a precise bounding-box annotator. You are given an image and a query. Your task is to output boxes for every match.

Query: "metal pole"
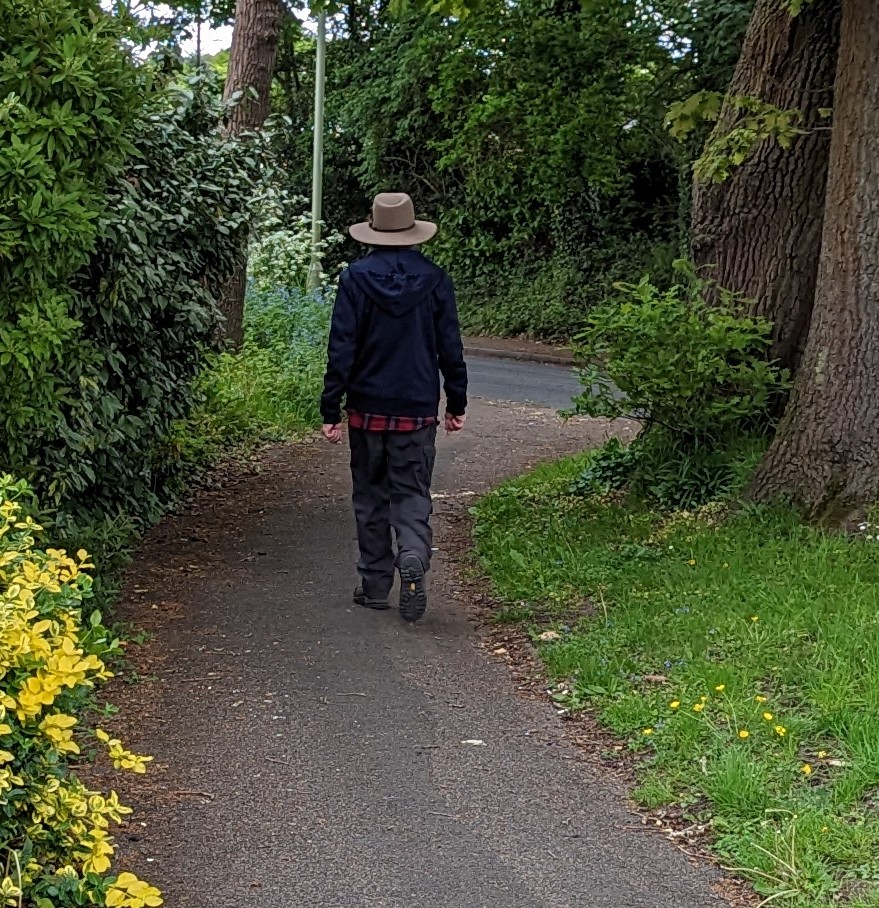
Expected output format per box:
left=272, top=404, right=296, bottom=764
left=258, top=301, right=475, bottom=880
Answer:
left=306, top=10, right=327, bottom=293
left=195, top=11, right=202, bottom=68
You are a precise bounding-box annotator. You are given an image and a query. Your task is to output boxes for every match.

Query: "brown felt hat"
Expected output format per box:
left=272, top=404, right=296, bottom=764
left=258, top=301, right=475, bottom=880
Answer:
left=349, top=192, right=437, bottom=246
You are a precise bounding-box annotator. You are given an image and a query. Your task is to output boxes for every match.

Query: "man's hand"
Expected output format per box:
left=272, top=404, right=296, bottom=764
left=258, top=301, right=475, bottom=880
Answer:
left=444, top=413, right=466, bottom=434
left=322, top=423, right=343, bottom=444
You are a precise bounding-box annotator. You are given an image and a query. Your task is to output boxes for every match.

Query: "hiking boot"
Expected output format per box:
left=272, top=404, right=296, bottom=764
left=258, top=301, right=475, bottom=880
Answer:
left=353, top=586, right=390, bottom=610
left=398, top=554, right=427, bottom=622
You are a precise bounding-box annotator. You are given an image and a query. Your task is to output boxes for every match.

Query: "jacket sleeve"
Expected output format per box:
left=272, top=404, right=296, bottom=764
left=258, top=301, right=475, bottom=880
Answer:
left=320, top=272, right=359, bottom=424
left=435, top=272, right=468, bottom=416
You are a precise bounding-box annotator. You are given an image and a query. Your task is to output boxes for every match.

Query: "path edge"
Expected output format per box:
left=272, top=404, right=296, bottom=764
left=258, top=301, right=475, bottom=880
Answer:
left=463, top=339, right=576, bottom=367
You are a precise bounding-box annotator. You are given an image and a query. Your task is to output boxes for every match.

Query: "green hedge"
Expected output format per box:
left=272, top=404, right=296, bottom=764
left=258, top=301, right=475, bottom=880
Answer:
left=0, top=0, right=261, bottom=528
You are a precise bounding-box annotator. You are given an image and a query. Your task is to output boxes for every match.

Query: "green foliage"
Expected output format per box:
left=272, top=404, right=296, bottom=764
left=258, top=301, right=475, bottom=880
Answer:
left=649, top=0, right=755, bottom=92
left=170, top=200, right=338, bottom=468
left=666, top=90, right=725, bottom=139
left=568, top=437, right=639, bottom=496
left=0, top=475, right=160, bottom=905
left=169, top=287, right=330, bottom=468
left=248, top=191, right=346, bottom=294
left=111, top=0, right=235, bottom=49
left=272, top=0, right=749, bottom=340
left=0, top=0, right=140, bottom=483
left=571, top=428, right=766, bottom=509
left=569, top=263, right=786, bottom=506
left=473, top=452, right=879, bottom=906
left=572, top=262, right=789, bottom=435
left=2, top=61, right=262, bottom=527
left=694, top=96, right=808, bottom=183
left=457, top=237, right=680, bottom=341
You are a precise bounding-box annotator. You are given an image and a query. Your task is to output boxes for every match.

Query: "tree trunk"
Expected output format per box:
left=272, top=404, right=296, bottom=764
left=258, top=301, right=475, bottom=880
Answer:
left=223, top=0, right=284, bottom=135
left=747, top=0, right=879, bottom=524
left=691, top=0, right=840, bottom=376
left=218, top=0, right=284, bottom=347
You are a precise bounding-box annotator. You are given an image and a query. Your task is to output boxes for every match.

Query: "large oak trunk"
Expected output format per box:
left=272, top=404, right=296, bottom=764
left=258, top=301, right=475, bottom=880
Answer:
left=691, top=0, right=840, bottom=376
left=748, top=0, right=879, bottom=523
left=218, top=0, right=284, bottom=347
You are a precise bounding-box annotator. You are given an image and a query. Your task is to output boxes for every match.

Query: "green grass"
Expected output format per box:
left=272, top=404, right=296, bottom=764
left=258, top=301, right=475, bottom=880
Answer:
left=196, top=286, right=330, bottom=444
left=473, top=451, right=879, bottom=907
left=156, top=287, right=330, bottom=475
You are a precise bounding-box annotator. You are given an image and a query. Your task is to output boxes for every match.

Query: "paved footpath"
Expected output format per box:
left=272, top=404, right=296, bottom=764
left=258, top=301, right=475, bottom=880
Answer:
left=110, top=363, right=724, bottom=908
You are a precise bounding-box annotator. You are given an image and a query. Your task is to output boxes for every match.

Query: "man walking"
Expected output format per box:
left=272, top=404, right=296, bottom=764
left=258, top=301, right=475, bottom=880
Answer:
left=320, top=193, right=468, bottom=622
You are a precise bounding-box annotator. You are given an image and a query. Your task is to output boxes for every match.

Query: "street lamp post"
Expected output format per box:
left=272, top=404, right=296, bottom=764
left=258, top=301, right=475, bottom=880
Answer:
left=306, top=9, right=327, bottom=293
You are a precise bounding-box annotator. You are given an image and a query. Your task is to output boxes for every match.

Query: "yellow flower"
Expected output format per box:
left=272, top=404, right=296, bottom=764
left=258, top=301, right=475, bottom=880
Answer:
left=750, top=616, right=759, bottom=622
left=738, top=729, right=750, bottom=739
left=669, top=701, right=680, bottom=710
left=763, top=712, right=774, bottom=721
left=693, top=703, right=705, bottom=712
left=643, top=728, right=654, bottom=736
left=818, top=750, right=828, bottom=759
left=700, top=695, right=709, bottom=702
left=687, top=559, right=696, bottom=566
left=775, top=725, right=787, bottom=737
left=755, top=695, right=767, bottom=703
left=715, top=684, right=725, bottom=692
left=722, top=562, right=730, bottom=569
left=821, top=826, right=829, bottom=833
left=801, top=763, right=812, bottom=776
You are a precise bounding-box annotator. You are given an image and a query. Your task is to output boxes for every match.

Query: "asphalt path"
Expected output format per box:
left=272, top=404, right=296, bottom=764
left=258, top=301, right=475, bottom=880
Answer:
left=466, top=358, right=582, bottom=411
left=114, top=358, right=718, bottom=908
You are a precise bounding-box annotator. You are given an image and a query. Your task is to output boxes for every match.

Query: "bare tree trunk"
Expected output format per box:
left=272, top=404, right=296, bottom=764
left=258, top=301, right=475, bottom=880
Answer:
left=218, top=0, right=284, bottom=347
left=691, top=0, right=840, bottom=376
left=223, top=0, right=284, bottom=134
left=748, top=0, right=879, bottom=524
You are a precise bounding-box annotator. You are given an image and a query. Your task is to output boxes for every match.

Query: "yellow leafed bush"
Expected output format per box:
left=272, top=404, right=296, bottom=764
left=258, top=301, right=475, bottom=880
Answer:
left=0, top=475, right=161, bottom=907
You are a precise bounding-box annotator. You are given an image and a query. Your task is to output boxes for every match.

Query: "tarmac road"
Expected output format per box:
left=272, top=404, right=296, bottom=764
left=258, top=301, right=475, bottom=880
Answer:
left=113, top=358, right=717, bottom=908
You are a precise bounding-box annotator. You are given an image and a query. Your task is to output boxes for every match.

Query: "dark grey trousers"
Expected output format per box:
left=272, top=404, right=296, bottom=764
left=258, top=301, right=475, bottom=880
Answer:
left=349, top=425, right=437, bottom=599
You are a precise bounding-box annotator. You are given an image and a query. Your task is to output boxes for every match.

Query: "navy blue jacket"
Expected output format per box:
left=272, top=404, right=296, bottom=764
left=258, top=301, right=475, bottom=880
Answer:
left=320, top=248, right=468, bottom=424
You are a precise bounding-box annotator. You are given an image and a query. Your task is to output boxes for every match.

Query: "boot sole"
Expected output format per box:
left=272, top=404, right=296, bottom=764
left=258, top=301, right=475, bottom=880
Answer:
left=399, top=555, right=427, bottom=622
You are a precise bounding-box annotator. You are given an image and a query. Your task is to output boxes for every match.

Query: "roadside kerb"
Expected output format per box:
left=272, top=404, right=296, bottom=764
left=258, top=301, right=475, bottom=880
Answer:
left=462, top=340, right=576, bottom=367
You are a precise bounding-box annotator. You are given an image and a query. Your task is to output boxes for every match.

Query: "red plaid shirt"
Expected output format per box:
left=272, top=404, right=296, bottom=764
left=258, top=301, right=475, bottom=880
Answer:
left=347, top=411, right=438, bottom=432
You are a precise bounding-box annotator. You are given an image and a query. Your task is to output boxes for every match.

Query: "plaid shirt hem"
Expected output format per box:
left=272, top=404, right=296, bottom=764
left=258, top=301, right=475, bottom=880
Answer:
left=347, top=411, right=438, bottom=432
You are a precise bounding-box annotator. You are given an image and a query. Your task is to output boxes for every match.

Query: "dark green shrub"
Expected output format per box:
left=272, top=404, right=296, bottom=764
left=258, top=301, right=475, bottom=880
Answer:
left=0, top=0, right=140, bottom=475
left=2, top=56, right=262, bottom=526
left=570, top=262, right=787, bottom=508
left=571, top=431, right=767, bottom=510
left=61, top=71, right=261, bottom=523
left=571, top=261, right=789, bottom=434
left=569, top=437, right=639, bottom=496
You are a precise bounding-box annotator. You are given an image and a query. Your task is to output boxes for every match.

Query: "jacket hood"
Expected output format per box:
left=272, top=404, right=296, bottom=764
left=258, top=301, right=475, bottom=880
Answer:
left=348, top=249, right=442, bottom=316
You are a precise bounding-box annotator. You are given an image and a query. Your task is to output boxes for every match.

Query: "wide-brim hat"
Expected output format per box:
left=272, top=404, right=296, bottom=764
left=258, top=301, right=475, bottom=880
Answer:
left=349, top=192, right=437, bottom=246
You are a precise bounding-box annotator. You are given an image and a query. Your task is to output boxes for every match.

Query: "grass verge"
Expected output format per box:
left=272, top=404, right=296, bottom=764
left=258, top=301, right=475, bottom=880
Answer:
left=473, top=451, right=879, bottom=908
left=154, top=286, right=330, bottom=486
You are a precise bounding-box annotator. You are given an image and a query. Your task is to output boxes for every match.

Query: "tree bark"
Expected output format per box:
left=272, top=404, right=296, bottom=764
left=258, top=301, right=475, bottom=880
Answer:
left=218, top=0, right=284, bottom=347
left=748, top=0, right=879, bottom=524
left=223, top=0, right=284, bottom=135
left=691, top=0, right=840, bottom=377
